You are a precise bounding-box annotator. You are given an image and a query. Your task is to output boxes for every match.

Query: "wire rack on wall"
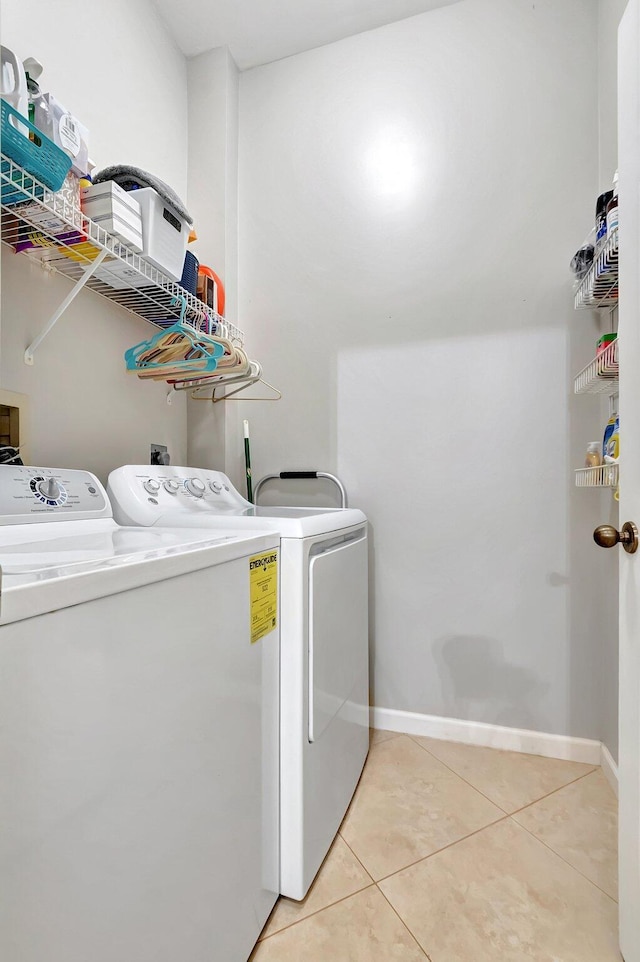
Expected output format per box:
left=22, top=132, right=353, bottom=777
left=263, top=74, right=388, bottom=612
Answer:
left=574, top=226, right=619, bottom=310
left=0, top=155, right=244, bottom=357
left=575, top=463, right=619, bottom=488
left=574, top=338, right=618, bottom=394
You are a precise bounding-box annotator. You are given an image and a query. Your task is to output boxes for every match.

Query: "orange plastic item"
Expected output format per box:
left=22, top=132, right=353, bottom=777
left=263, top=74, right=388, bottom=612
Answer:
left=197, top=265, right=225, bottom=316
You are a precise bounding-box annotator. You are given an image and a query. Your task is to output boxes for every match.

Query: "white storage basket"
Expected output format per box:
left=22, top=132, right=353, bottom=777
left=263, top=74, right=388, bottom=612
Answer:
left=131, top=186, right=189, bottom=281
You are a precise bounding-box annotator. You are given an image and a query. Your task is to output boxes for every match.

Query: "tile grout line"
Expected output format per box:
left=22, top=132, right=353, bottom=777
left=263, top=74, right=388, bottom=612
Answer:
left=370, top=729, right=404, bottom=746
left=510, top=816, right=619, bottom=905
left=344, top=737, right=512, bottom=884
left=351, top=737, right=603, bottom=890
left=407, top=732, right=599, bottom=816
left=507, top=768, right=600, bottom=817
left=405, top=733, right=511, bottom=814
left=261, top=793, right=466, bottom=950
left=342, top=734, right=511, bottom=883
left=338, top=831, right=376, bottom=883
left=376, top=883, right=434, bottom=961
left=256, top=882, right=378, bottom=943
left=373, top=813, right=511, bottom=885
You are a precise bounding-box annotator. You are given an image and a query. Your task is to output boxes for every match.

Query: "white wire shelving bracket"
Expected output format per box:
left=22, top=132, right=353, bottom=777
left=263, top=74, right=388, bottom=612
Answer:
left=23, top=248, right=109, bottom=365
left=574, top=225, right=619, bottom=310
left=575, top=463, right=619, bottom=488
left=573, top=338, right=618, bottom=395
left=0, top=155, right=244, bottom=362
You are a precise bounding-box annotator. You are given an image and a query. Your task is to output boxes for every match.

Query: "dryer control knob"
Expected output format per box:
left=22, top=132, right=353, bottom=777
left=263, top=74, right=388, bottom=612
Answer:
left=209, top=480, right=223, bottom=493
left=185, top=478, right=206, bottom=498
left=163, top=479, right=180, bottom=494
left=143, top=479, right=161, bottom=495
left=37, top=477, right=61, bottom=501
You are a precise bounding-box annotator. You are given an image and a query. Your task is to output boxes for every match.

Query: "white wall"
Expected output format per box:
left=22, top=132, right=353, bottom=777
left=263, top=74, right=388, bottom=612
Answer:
left=0, top=0, right=189, bottom=483
left=186, top=48, right=241, bottom=477
left=599, top=0, right=629, bottom=190
left=238, top=0, right=606, bottom=738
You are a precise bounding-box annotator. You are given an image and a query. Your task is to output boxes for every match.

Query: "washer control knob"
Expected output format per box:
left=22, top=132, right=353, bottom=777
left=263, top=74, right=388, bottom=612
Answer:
left=163, top=479, right=180, bottom=494
left=209, top=480, right=223, bottom=493
left=37, top=477, right=61, bottom=501
left=185, top=478, right=206, bottom=498
left=143, top=479, right=161, bottom=495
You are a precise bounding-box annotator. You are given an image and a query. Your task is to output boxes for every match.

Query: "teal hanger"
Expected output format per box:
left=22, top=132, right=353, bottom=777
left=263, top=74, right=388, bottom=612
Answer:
left=125, top=296, right=225, bottom=376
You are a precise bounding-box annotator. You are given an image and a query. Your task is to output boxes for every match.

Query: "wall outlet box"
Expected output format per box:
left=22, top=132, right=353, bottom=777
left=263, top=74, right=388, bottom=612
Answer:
left=150, top=443, right=169, bottom=466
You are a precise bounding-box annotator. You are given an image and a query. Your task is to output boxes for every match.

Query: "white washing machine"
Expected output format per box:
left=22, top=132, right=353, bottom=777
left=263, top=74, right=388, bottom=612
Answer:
left=0, top=465, right=280, bottom=962
left=108, top=465, right=370, bottom=900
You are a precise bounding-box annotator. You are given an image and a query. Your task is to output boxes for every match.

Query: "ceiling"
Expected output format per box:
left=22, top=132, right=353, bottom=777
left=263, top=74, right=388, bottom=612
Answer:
left=151, top=0, right=463, bottom=70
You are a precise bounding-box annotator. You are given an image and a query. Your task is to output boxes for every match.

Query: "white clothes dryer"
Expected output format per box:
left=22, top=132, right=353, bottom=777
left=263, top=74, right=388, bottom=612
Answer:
left=0, top=465, right=280, bottom=962
left=108, top=465, right=370, bottom=900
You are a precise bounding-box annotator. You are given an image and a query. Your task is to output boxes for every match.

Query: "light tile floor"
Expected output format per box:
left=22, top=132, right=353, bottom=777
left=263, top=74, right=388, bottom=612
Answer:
left=251, top=732, right=621, bottom=961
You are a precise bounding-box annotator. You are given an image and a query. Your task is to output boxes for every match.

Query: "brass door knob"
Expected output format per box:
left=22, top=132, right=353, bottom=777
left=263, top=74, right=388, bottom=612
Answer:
left=593, top=522, right=639, bottom=554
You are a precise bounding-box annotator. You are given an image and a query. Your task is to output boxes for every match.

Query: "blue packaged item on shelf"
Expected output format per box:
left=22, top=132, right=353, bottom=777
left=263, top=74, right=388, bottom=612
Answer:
left=595, top=190, right=614, bottom=245
left=179, top=250, right=199, bottom=295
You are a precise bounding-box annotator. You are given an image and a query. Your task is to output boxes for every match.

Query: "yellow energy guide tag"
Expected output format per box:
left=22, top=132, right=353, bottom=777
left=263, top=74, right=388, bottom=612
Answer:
left=249, top=551, right=278, bottom=644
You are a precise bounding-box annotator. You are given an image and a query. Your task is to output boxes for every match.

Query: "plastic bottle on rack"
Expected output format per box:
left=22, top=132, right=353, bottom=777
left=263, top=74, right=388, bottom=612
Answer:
left=1, top=45, right=28, bottom=135
left=605, top=415, right=620, bottom=461
left=603, top=412, right=618, bottom=460
left=1, top=46, right=28, bottom=117
left=585, top=442, right=603, bottom=468
left=596, top=190, right=614, bottom=247
left=606, top=170, right=619, bottom=235
left=22, top=57, right=45, bottom=144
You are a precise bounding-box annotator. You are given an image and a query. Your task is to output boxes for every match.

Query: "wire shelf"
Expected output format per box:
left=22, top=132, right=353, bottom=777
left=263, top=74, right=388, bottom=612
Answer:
left=575, top=463, right=619, bottom=488
left=574, top=226, right=619, bottom=310
left=0, top=155, right=244, bottom=344
left=574, top=338, right=618, bottom=394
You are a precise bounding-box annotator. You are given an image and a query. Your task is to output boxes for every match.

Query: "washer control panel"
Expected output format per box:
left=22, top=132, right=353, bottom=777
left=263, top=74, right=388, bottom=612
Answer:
left=0, top=466, right=110, bottom=523
left=30, top=475, right=67, bottom=506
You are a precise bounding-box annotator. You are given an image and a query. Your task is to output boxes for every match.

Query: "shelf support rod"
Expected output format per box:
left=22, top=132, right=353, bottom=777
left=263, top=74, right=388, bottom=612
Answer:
left=24, top=249, right=109, bottom=365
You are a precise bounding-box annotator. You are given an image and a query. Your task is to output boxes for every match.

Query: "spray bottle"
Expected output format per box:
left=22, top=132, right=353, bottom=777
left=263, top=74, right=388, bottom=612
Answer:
left=23, top=56, right=43, bottom=139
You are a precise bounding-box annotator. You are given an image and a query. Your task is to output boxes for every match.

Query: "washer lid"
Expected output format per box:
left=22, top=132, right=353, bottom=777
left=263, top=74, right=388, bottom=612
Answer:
left=243, top=507, right=342, bottom=518
left=0, top=525, right=244, bottom=580
left=142, top=506, right=367, bottom=538
left=0, top=523, right=279, bottom=625
left=233, top=505, right=367, bottom=538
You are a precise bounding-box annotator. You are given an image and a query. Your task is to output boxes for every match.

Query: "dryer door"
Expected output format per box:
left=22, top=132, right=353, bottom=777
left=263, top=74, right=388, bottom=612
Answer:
left=308, top=531, right=368, bottom=742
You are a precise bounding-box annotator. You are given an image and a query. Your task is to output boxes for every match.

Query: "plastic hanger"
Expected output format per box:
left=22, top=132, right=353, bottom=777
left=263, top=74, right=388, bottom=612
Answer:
left=186, top=361, right=282, bottom=402
left=124, top=296, right=225, bottom=379
left=182, top=359, right=261, bottom=393
left=211, top=377, right=281, bottom=403
left=168, top=347, right=252, bottom=388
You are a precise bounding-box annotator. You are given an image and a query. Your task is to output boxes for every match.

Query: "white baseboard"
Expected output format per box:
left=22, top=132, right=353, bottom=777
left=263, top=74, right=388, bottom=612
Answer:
left=600, top=743, right=619, bottom=797
left=370, top=706, right=602, bottom=766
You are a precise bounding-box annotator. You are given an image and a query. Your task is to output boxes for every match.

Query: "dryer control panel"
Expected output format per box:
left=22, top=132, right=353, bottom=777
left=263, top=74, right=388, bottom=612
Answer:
left=107, top=465, right=251, bottom=527
left=107, top=465, right=366, bottom=539
left=0, top=466, right=110, bottom=524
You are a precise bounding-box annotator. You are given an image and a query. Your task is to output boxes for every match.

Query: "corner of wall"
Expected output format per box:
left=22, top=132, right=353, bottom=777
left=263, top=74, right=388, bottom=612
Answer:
left=186, top=46, right=241, bottom=471
left=597, top=0, right=629, bottom=189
